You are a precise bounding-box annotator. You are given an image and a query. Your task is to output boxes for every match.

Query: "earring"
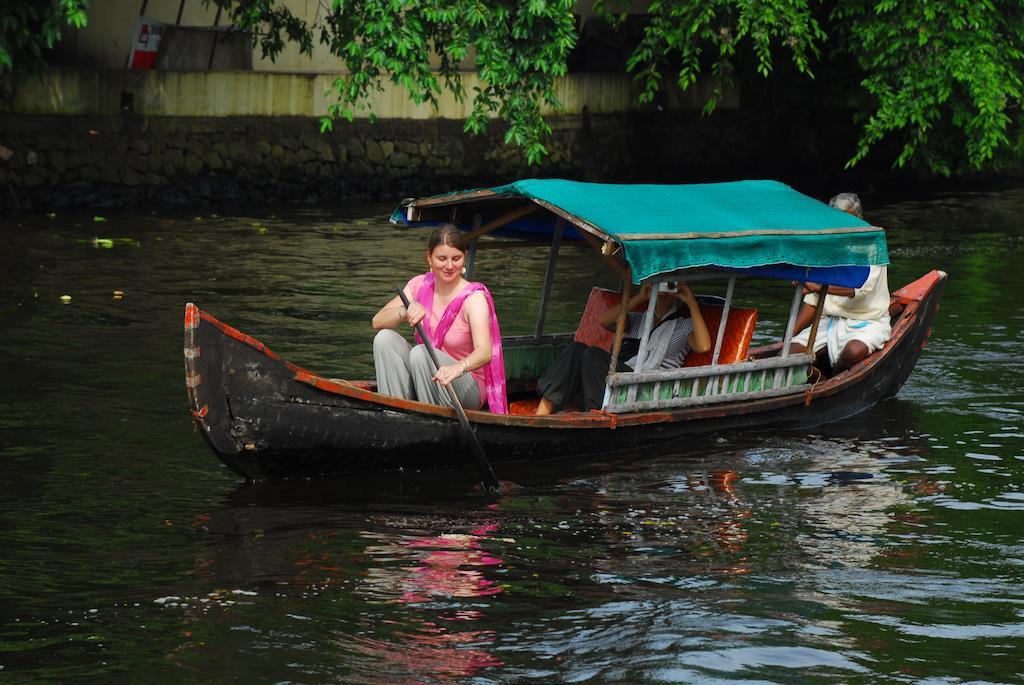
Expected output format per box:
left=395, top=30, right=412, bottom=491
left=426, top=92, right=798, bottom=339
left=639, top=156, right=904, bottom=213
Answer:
left=462, top=267, right=467, bottom=275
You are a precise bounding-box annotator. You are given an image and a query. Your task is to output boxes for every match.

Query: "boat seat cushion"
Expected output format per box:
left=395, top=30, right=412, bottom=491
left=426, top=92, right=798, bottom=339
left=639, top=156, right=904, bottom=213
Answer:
left=572, top=287, right=758, bottom=366
left=508, top=397, right=581, bottom=414
left=508, top=397, right=543, bottom=415
left=682, top=302, right=758, bottom=367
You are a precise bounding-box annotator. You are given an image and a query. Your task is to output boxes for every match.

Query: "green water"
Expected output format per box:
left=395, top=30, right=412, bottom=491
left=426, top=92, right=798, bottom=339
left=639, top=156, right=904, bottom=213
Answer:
left=1, top=189, right=1022, bottom=683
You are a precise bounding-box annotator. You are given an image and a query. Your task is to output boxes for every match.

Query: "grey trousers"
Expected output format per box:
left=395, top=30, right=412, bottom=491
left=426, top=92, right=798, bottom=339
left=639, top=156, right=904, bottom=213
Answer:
left=372, top=328, right=482, bottom=409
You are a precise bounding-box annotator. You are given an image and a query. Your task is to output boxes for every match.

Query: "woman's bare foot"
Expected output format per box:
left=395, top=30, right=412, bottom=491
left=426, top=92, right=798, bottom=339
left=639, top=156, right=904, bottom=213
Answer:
left=534, top=397, right=554, bottom=416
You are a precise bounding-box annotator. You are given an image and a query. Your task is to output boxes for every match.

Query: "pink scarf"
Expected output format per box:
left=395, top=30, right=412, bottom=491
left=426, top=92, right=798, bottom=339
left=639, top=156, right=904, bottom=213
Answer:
left=414, top=272, right=508, bottom=414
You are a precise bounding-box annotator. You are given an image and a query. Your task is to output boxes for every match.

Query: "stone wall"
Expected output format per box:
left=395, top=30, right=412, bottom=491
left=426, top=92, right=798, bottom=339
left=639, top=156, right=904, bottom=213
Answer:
left=1, top=67, right=814, bottom=212
left=0, top=108, right=780, bottom=212
left=0, top=114, right=537, bottom=211
left=3, top=105, right=871, bottom=213
left=2, top=65, right=1006, bottom=214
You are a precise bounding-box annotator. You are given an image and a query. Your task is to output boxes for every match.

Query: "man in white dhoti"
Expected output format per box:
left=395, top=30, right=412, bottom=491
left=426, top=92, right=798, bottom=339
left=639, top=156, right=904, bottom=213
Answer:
left=789, top=193, right=891, bottom=376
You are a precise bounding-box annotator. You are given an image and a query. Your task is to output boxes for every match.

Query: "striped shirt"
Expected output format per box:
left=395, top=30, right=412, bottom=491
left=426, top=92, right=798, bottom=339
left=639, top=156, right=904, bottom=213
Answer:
left=623, top=311, right=694, bottom=370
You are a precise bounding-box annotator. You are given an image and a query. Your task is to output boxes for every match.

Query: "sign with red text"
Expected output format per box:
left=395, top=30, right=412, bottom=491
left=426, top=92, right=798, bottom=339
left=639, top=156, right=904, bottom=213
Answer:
left=127, top=17, right=165, bottom=70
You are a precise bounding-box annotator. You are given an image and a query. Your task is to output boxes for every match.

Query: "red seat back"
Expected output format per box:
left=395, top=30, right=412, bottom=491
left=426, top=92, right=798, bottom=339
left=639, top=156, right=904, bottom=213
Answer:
left=572, top=287, right=758, bottom=366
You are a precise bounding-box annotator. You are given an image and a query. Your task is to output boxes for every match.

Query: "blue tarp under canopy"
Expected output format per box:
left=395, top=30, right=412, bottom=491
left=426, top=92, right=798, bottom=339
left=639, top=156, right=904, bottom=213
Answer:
left=393, top=178, right=888, bottom=288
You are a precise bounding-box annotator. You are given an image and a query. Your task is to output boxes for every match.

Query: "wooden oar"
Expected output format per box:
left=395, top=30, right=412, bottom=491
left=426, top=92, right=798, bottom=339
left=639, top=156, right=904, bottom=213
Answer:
left=396, top=289, right=500, bottom=493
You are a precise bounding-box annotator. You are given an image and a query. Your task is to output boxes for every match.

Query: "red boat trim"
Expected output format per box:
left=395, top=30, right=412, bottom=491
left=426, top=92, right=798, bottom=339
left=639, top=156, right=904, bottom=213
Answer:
left=290, top=368, right=617, bottom=426
left=893, top=269, right=945, bottom=304
left=184, top=303, right=200, bottom=329
left=199, top=311, right=282, bottom=361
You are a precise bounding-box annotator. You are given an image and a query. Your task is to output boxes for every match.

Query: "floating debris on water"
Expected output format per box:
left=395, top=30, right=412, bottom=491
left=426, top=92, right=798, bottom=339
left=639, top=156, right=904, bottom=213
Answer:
left=87, top=237, right=140, bottom=249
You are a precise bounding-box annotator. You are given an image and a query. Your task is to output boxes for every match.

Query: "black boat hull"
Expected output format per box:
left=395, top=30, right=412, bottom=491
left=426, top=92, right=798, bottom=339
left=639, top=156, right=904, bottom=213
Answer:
left=184, top=271, right=945, bottom=479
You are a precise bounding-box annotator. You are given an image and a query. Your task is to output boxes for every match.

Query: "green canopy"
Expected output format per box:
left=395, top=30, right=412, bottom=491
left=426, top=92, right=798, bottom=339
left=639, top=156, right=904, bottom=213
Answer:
left=397, top=179, right=889, bottom=284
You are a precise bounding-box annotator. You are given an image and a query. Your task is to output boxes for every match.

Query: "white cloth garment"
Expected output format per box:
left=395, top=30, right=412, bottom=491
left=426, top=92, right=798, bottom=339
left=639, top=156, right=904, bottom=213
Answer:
left=793, top=264, right=892, bottom=364
left=791, top=314, right=891, bottom=365
left=803, top=266, right=891, bottom=321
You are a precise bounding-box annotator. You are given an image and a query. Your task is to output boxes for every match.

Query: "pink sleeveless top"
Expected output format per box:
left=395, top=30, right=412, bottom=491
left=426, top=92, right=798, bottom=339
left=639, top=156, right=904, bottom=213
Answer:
left=406, top=273, right=508, bottom=413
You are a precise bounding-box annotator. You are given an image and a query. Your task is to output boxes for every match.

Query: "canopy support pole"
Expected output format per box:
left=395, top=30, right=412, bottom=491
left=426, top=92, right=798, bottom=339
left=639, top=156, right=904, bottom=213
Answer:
left=805, top=285, right=829, bottom=353
left=626, top=281, right=661, bottom=403
left=464, top=213, right=482, bottom=279
left=626, top=278, right=659, bottom=393
left=778, top=278, right=802, bottom=384
left=462, top=204, right=539, bottom=242
left=710, top=276, right=736, bottom=366
left=708, top=276, right=736, bottom=394
left=534, top=218, right=564, bottom=339
left=780, top=282, right=804, bottom=358
left=780, top=284, right=828, bottom=387
left=602, top=274, right=632, bottom=410
left=632, top=281, right=660, bottom=372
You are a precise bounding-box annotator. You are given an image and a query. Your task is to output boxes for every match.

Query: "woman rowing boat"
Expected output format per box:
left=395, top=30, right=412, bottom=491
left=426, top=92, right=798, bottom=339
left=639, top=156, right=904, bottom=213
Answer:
left=371, top=224, right=508, bottom=413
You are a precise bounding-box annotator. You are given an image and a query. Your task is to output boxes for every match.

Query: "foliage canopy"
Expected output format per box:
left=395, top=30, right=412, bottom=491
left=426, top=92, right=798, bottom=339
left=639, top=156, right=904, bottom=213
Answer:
left=8, top=0, right=1024, bottom=174
left=0, top=0, right=87, bottom=74
left=602, top=0, right=1024, bottom=174
left=215, top=0, right=578, bottom=165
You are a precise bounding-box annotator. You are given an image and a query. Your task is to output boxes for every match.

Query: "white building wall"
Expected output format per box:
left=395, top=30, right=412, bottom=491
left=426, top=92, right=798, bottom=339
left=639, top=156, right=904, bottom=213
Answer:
left=57, top=0, right=648, bottom=72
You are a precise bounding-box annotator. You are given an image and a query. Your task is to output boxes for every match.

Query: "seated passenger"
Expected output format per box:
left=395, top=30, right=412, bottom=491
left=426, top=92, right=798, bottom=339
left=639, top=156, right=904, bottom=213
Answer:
left=534, top=282, right=711, bottom=414
left=371, top=224, right=507, bottom=413
left=789, top=193, right=891, bottom=375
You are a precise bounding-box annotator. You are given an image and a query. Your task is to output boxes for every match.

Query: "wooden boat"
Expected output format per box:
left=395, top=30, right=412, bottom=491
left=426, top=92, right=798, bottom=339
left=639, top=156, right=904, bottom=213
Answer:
left=184, top=180, right=946, bottom=480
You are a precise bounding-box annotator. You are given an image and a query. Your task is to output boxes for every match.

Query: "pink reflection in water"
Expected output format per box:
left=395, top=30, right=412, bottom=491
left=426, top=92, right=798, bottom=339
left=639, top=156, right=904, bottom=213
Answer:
left=351, top=522, right=506, bottom=682
left=400, top=523, right=504, bottom=604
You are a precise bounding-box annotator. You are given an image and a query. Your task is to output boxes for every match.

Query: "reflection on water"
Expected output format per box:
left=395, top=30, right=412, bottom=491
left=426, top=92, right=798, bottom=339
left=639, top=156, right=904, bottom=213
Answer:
left=1, top=189, right=1023, bottom=682
left=352, top=523, right=505, bottom=682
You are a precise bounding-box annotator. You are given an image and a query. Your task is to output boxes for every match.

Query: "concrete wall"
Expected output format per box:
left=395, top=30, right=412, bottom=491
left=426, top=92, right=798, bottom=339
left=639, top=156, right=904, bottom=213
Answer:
left=53, top=0, right=222, bottom=69
left=53, top=0, right=649, bottom=73
left=55, top=0, right=422, bottom=72
left=6, top=68, right=733, bottom=118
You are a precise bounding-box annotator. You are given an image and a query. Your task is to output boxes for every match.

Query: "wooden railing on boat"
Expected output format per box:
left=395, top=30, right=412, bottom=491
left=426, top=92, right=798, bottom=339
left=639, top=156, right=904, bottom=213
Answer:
left=603, top=353, right=813, bottom=413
